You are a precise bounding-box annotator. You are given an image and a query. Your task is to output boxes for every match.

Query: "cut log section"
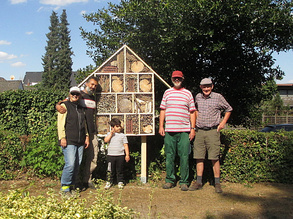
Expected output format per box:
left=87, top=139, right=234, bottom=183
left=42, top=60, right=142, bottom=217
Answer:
left=131, top=61, right=144, bottom=73
left=139, top=79, right=152, bottom=92
left=118, top=94, right=132, bottom=113
left=112, top=76, right=123, bottom=92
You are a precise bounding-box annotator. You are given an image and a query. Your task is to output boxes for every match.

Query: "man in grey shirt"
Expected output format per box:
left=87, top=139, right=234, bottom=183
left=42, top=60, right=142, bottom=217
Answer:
left=189, top=78, right=232, bottom=193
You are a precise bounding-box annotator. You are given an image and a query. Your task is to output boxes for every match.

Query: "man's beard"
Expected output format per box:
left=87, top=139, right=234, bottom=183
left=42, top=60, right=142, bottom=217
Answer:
left=173, top=81, right=182, bottom=89
left=86, top=86, right=94, bottom=95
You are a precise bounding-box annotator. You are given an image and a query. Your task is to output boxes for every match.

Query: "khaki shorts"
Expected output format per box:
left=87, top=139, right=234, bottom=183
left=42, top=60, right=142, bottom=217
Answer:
left=193, top=129, right=220, bottom=160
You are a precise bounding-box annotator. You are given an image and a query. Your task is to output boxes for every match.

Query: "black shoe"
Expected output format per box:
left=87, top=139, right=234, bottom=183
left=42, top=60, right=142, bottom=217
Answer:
left=75, top=183, right=83, bottom=191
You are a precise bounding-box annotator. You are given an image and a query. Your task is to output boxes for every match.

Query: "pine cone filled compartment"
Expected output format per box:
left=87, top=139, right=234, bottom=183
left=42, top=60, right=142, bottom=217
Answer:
left=97, top=94, right=116, bottom=113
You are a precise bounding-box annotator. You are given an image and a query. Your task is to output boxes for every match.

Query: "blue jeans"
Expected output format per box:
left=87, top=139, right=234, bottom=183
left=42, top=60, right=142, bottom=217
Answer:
left=61, top=145, right=84, bottom=192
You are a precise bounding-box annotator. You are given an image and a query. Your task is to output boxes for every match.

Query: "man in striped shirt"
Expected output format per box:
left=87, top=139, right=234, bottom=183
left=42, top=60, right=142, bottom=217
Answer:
left=159, top=70, right=196, bottom=191
left=189, top=78, right=232, bottom=193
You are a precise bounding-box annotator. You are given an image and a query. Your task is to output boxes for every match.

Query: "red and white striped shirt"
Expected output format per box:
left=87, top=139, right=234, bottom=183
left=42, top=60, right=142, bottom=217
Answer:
left=160, top=87, right=196, bottom=132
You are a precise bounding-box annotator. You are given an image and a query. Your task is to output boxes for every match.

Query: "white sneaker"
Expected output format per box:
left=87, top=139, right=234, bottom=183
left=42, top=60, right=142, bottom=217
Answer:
left=104, top=182, right=112, bottom=190
left=118, top=182, right=124, bottom=189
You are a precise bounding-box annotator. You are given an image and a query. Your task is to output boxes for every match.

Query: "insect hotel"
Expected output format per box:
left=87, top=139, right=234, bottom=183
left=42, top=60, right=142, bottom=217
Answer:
left=79, top=45, right=170, bottom=183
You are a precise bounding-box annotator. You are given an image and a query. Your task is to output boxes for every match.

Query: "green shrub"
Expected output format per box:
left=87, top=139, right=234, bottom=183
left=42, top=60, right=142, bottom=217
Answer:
left=0, top=89, right=66, bottom=179
left=0, top=128, right=24, bottom=180
left=0, top=188, right=138, bottom=218
left=220, top=130, right=293, bottom=183
left=21, top=123, right=64, bottom=178
left=0, top=89, right=66, bottom=135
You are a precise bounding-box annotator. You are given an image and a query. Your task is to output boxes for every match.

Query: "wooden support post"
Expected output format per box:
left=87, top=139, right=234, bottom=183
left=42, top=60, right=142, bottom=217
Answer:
left=141, top=136, right=147, bottom=183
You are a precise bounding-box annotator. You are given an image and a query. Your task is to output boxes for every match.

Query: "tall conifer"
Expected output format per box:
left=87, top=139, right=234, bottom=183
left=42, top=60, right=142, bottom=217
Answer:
left=42, top=10, right=73, bottom=90
left=58, top=9, right=73, bottom=89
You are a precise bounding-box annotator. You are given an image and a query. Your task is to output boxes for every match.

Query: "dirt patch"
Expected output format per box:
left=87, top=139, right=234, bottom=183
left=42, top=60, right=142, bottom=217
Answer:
left=1, top=176, right=292, bottom=218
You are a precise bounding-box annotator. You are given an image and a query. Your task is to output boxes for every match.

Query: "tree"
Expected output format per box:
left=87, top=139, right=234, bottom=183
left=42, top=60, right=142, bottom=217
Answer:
left=75, top=64, right=96, bottom=84
left=42, top=11, right=60, bottom=89
left=42, top=10, right=73, bottom=90
left=261, top=92, right=291, bottom=116
left=80, top=0, right=293, bottom=126
left=58, top=9, right=73, bottom=89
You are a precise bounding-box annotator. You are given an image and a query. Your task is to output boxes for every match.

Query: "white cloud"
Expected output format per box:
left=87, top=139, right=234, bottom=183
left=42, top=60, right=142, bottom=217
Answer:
left=10, top=0, right=27, bottom=4
left=0, top=51, right=17, bottom=62
left=0, top=40, right=12, bottom=45
left=11, top=62, right=26, bottom=67
left=80, top=10, right=86, bottom=15
left=26, top=31, right=33, bottom=35
left=40, top=0, right=88, bottom=6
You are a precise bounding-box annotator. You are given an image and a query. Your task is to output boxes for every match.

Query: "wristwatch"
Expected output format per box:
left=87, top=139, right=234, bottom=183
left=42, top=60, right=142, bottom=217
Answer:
left=191, top=127, right=196, bottom=130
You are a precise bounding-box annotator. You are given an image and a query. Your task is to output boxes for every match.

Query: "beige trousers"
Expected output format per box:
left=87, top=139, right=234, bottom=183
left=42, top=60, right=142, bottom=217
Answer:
left=82, top=134, right=99, bottom=183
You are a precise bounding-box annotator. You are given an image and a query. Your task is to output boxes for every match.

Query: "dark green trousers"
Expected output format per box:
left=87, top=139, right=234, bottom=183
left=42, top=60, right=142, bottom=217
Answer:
left=164, top=132, right=190, bottom=185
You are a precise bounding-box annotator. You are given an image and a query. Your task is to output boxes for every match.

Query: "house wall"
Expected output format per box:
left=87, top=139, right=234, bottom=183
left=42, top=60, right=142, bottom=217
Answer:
left=277, top=84, right=293, bottom=109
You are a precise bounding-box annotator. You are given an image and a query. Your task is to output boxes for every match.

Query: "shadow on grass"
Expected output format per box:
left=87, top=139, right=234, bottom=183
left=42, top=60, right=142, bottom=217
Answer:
left=210, top=184, right=293, bottom=219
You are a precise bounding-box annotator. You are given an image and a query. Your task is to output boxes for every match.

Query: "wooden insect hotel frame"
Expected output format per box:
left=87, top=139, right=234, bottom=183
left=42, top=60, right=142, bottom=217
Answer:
left=79, top=45, right=170, bottom=183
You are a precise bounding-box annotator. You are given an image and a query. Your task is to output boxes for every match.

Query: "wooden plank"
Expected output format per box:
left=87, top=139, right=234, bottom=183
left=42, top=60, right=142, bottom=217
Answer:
left=140, top=136, right=147, bottom=183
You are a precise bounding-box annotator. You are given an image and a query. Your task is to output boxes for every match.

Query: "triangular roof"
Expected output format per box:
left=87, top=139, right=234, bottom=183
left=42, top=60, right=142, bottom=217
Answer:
left=0, top=80, right=24, bottom=92
left=23, top=72, right=43, bottom=85
left=79, top=44, right=170, bottom=88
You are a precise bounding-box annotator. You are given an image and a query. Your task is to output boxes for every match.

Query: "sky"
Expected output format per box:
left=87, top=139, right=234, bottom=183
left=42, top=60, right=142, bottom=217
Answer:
left=0, top=0, right=293, bottom=84
left=0, top=0, right=120, bottom=81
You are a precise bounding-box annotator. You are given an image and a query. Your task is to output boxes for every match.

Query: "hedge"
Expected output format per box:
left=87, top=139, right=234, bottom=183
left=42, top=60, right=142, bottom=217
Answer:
left=0, top=89, right=292, bottom=183
left=220, top=129, right=293, bottom=183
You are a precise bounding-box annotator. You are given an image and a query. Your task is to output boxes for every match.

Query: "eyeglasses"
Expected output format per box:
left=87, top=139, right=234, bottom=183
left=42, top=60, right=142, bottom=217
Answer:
left=70, top=92, right=80, bottom=96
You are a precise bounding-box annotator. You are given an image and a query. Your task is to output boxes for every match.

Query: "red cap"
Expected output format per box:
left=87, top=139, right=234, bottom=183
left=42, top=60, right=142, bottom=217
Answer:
left=172, top=71, right=183, bottom=78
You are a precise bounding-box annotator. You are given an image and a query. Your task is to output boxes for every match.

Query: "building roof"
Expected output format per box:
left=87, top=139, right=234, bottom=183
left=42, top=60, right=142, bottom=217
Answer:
left=23, top=71, right=77, bottom=86
left=277, top=83, right=293, bottom=88
left=23, top=72, right=43, bottom=85
left=0, top=80, right=24, bottom=92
